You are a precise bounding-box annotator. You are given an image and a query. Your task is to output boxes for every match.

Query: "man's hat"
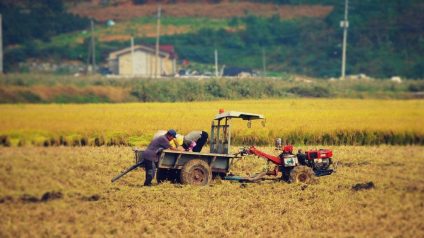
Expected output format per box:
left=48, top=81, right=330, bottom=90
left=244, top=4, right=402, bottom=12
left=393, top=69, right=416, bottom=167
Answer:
left=167, top=129, right=177, bottom=138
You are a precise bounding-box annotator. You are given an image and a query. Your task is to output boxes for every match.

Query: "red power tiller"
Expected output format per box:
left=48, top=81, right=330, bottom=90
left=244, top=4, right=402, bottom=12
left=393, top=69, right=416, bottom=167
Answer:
left=235, top=144, right=334, bottom=183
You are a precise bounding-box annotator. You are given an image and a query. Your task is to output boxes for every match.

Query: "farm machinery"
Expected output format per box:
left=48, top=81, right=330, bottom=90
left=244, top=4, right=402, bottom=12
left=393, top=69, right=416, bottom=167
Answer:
left=235, top=144, right=334, bottom=183
left=112, top=110, right=335, bottom=185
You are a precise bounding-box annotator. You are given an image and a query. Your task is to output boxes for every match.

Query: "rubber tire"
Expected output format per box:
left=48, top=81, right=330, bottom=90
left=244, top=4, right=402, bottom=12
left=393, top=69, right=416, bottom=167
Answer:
left=289, top=166, right=316, bottom=184
left=180, top=159, right=212, bottom=186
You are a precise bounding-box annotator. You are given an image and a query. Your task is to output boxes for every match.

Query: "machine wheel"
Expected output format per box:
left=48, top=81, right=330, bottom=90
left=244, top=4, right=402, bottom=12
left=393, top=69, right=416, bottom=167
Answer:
left=180, top=159, right=212, bottom=186
left=289, top=166, right=316, bottom=184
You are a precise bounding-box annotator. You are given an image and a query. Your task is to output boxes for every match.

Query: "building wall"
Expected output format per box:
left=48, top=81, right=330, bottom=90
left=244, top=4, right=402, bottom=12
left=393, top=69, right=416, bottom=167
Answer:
left=117, top=50, right=176, bottom=76
left=118, top=53, right=132, bottom=76
left=161, top=58, right=176, bottom=76
left=134, top=51, right=149, bottom=76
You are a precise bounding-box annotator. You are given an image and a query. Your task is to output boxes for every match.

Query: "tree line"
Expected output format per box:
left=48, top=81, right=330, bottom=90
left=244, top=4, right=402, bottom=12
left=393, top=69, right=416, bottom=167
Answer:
left=160, top=0, right=423, bottom=78
left=1, top=0, right=423, bottom=78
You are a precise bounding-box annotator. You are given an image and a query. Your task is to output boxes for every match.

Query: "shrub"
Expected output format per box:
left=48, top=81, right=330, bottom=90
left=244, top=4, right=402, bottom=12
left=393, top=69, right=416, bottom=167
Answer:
left=288, top=85, right=331, bottom=97
left=132, top=0, right=148, bottom=4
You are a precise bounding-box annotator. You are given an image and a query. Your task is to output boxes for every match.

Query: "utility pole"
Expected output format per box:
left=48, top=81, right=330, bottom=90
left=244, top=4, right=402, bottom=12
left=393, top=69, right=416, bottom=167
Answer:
left=340, top=0, right=349, bottom=80
left=131, top=37, right=135, bottom=77
left=155, top=5, right=161, bottom=78
left=0, top=14, right=3, bottom=74
left=90, top=19, right=96, bottom=74
left=214, top=49, right=219, bottom=77
left=262, top=48, right=266, bottom=77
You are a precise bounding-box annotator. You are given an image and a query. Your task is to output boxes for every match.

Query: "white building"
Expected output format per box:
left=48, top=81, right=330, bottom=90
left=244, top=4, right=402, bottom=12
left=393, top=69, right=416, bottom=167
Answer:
left=108, top=45, right=177, bottom=77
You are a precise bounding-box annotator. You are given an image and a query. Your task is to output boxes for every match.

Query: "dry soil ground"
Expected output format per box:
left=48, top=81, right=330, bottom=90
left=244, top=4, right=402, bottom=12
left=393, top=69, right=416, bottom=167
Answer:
left=0, top=146, right=423, bottom=237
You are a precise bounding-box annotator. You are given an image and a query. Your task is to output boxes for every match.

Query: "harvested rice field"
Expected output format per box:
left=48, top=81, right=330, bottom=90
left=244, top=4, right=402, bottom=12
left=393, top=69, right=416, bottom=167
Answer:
left=0, top=146, right=423, bottom=237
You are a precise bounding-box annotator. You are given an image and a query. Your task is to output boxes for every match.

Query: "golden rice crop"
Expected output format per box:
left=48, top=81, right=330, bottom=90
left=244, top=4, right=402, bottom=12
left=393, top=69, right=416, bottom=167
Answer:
left=0, top=146, right=423, bottom=237
left=0, top=99, right=423, bottom=146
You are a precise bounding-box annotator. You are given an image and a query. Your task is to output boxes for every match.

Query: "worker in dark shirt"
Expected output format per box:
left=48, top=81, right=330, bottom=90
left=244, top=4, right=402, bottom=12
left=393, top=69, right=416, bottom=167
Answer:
left=141, top=129, right=178, bottom=186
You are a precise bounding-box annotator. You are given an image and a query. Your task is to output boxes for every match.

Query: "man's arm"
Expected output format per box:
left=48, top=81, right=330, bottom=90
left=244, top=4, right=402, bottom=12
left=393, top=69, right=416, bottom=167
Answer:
left=163, top=137, right=184, bottom=151
left=169, top=145, right=184, bottom=151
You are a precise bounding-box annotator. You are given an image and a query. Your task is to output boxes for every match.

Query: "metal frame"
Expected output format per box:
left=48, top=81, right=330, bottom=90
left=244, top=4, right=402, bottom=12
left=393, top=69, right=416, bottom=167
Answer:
left=133, top=149, right=232, bottom=173
left=210, top=111, right=264, bottom=155
left=136, top=111, right=265, bottom=175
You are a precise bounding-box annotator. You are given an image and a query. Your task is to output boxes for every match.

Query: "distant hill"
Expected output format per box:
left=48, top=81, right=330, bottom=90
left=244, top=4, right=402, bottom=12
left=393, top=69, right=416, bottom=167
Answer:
left=69, top=1, right=333, bottom=21
left=1, top=0, right=423, bottom=78
left=0, top=0, right=88, bottom=46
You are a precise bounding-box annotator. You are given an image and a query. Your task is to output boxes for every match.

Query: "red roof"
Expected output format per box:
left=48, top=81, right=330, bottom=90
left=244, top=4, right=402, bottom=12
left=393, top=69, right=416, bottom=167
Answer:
left=159, top=45, right=176, bottom=59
